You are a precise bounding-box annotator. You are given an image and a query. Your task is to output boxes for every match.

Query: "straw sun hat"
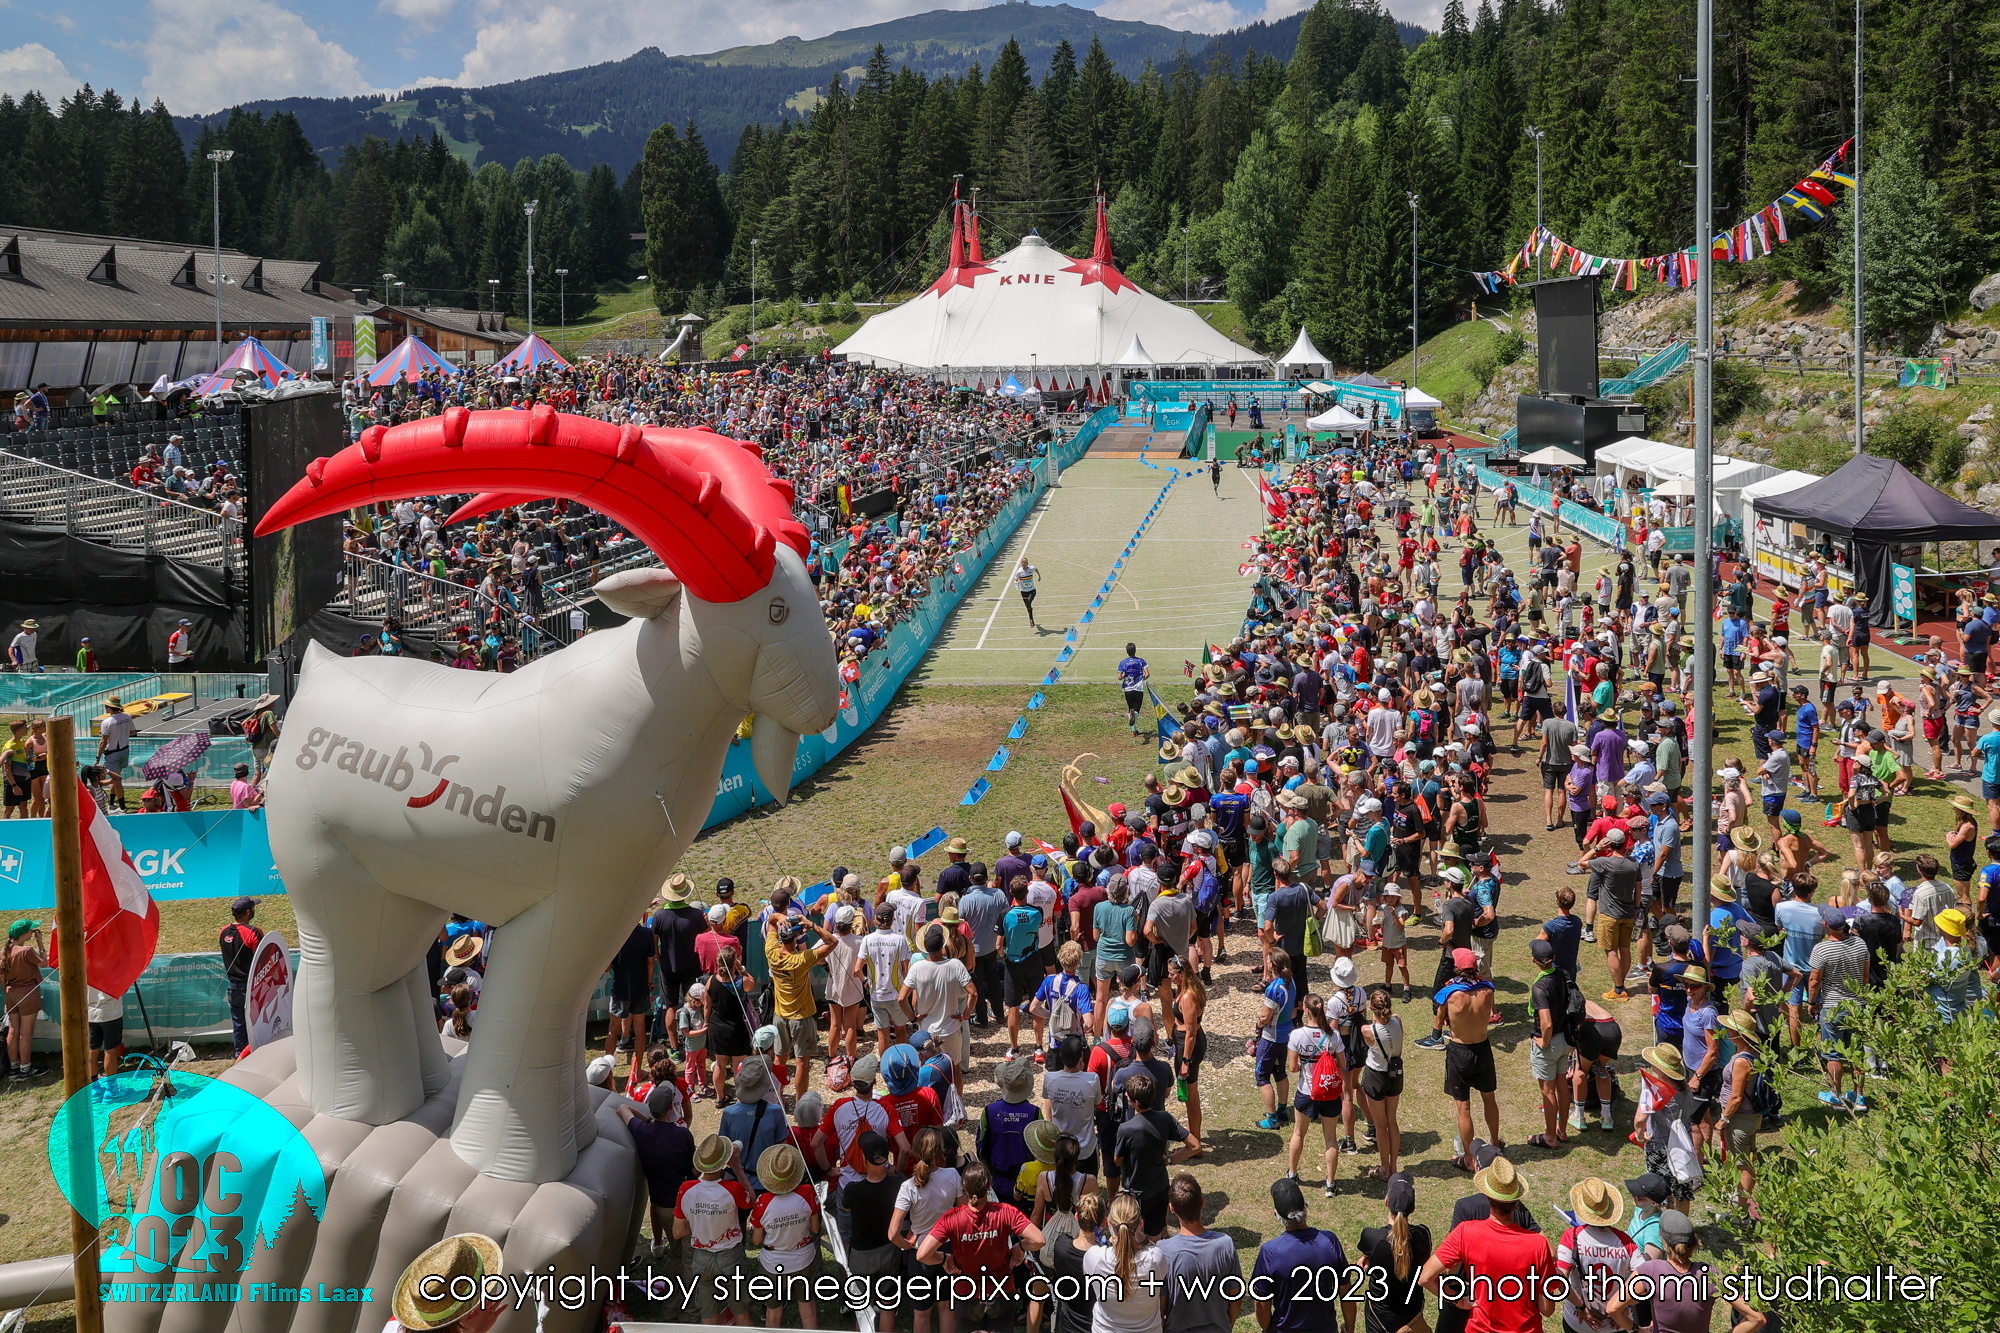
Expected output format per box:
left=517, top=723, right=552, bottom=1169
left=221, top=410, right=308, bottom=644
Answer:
left=391, top=1234, right=504, bottom=1332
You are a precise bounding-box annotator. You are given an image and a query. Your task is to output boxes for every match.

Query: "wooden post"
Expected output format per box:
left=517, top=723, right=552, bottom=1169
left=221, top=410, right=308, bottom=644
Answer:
left=48, top=716, right=105, bottom=1333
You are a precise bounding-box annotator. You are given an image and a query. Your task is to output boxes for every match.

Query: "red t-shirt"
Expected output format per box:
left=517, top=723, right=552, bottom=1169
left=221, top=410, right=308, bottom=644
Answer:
left=881, top=1088, right=942, bottom=1147
left=1432, top=1216, right=1556, bottom=1333
left=929, top=1202, right=1031, bottom=1288
left=1087, top=1039, right=1134, bottom=1107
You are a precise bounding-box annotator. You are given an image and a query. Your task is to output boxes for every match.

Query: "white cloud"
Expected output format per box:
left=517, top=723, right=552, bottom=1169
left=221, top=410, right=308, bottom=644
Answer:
left=141, top=0, right=378, bottom=112
left=0, top=41, right=75, bottom=98
left=378, top=0, right=455, bottom=30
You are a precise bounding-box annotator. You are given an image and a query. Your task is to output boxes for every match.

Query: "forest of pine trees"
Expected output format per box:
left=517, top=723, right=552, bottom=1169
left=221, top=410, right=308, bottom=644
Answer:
left=1, top=0, right=1995, bottom=359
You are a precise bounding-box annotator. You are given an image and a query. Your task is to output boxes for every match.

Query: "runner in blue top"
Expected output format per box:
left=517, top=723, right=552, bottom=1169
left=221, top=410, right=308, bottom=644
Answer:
left=1117, top=644, right=1151, bottom=734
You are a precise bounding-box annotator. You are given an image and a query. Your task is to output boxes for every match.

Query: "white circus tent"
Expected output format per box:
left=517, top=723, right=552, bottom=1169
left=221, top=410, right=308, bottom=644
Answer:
left=834, top=196, right=1265, bottom=377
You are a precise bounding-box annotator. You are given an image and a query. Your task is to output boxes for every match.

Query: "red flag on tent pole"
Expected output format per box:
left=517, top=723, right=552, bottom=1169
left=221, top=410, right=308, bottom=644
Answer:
left=47, top=780, right=159, bottom=998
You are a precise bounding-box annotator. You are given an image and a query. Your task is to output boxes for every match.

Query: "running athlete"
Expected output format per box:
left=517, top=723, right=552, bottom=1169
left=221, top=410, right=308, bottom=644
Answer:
left=1211, top=457, right=1223, bottom=494
left=1117, top=644, right=1150, bottom=734
left=1014, top=558, right=1040, bottom=628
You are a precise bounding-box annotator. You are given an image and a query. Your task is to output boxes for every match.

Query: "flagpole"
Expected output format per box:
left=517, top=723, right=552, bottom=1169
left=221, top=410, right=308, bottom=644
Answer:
left=1851, top=0, right=1865, bottom=457
left=48, top=716, right=105, bottom=1333
left=1690, top=0, right=1715, bottom=932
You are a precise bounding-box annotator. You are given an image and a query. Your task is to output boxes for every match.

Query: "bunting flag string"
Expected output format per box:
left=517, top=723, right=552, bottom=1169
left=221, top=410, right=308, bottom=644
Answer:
left=1457, top=140, right=1854, bottom=294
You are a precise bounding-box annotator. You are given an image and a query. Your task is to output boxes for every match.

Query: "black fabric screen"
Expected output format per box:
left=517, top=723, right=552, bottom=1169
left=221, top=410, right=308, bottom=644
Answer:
left=0, top=519, right=244, bottom=668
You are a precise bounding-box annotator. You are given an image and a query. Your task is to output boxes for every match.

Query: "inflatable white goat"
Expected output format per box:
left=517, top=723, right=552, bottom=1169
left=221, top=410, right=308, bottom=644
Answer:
left=256, top=405, right=840, bottom=1184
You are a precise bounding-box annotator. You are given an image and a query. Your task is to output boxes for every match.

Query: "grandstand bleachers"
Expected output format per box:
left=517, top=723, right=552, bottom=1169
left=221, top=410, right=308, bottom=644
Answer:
left=3, top=413, right=245, bottom=483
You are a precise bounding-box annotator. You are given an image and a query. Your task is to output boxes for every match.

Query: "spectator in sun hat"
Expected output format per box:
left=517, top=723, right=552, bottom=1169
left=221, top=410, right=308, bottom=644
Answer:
left=388, top=1233, right=506, bottom=1333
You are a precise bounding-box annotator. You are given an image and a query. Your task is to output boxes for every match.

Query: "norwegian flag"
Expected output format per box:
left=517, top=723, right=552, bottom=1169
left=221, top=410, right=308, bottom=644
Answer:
left=48, top=780, right=159, bottom=998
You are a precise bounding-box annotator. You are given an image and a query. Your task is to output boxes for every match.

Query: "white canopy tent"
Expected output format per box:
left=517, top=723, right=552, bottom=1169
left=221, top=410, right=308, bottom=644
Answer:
left=1737, top=469, right=1825, bottom=554
left=1277, top=326, right=1332, bottom=378
left=1519, top=445, right=1587, bottom=467
left=834, top=232, right=1264, bottom=377
left=1306, top=404, right=1369, bottom=432
left=1404, top=387, right=1444, bottom=410
left=1115, top=334, right=1157, bottom=369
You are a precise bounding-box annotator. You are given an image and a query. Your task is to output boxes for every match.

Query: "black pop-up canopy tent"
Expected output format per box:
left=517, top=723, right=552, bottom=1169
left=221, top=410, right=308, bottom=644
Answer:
left=1752, top=454, right=2000, bottom=624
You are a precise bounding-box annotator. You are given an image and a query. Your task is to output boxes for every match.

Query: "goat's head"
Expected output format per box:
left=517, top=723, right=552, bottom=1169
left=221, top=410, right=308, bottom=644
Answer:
left=256, top=404, right=842, bottom=799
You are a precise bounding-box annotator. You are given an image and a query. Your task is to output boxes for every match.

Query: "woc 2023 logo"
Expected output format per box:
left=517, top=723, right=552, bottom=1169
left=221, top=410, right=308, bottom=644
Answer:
left=48, top=1064, right=327, bottom=1300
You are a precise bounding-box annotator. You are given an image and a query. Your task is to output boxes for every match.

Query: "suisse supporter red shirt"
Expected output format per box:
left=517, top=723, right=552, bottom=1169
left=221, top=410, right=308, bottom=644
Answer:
left=1431, top=1216, right=1556, bottom=1333
left=1087, top=1038, right=1134, bottom=1106
left=929, top=1202, right=1031, bottom=1287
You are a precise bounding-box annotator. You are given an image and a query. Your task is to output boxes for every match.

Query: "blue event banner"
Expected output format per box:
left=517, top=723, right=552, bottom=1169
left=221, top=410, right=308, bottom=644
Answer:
left=0, top=809, right=283, bottom=912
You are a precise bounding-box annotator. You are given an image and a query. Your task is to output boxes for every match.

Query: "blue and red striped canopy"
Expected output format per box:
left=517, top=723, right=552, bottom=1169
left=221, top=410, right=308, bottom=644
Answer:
left=494, top=333, right=570, bottom=374
left=193, top=336, right=294, bottom=395
left=365, top=334, right=462, bottom=386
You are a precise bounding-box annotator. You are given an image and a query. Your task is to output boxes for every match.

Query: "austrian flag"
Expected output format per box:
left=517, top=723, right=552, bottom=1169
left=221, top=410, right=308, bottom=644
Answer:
left=50, top=780, right=160, bottom=997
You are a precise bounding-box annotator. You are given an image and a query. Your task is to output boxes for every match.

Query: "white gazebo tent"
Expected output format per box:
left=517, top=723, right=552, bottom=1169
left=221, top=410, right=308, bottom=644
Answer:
left=1737, top=469, right=1824, bottom=568
left=1305, top=404, right=1369, bottom=432
left=1404, top=387, right=1444, bottom=410
left=1277, top=326, right=1332, bottom=379
left=1115, top=334, right=1157, bottom=370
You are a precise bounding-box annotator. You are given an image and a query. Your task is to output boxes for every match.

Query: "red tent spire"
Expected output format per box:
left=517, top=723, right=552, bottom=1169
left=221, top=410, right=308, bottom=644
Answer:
left=1062, top=186, right=1136, bottom=294
left=1090, top=187, right=1114, bottom=265
left=927, top=197, right=992, bottom=296
left=967, top=191, right=985, bottom=262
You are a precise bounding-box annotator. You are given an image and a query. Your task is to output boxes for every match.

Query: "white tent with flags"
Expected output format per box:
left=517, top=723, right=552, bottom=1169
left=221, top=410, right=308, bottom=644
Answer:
left=835, top=195, right=1264, bottom=376
left=1306, top=404, right=1369, bottom=432
left=1277, top=326, right=1332, bottom=377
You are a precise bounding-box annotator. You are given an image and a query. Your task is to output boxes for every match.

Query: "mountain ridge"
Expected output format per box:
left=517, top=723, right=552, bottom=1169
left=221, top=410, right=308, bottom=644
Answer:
left=172, top=4, right=1424, bottom=174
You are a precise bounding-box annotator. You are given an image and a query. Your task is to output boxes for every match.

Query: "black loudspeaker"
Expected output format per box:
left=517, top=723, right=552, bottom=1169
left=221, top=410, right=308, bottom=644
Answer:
left=1535, top=276, right=1601, bottom=400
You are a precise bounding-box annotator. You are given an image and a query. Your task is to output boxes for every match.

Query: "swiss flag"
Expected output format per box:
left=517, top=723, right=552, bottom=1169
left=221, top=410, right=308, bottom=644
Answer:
left=48, top=781, right=159, bottom=998
left=1256, top=477, right=1289, bottom=520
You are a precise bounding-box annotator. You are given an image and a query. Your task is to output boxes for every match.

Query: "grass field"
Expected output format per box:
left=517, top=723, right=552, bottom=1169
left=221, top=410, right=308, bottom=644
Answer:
left=0, top=482, right=1955, bottom=1331
left=918, top=456, right=1266, bottom=685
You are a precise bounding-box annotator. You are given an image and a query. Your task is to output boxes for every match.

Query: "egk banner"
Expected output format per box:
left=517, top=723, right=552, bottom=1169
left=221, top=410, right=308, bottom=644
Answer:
left=0, top=809, right=282, bottom=912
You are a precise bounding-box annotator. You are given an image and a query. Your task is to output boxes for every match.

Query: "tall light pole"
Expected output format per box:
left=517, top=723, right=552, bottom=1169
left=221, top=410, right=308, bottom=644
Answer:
left=1408, top=192, right=1420, bottom=387
left=1690, top=0, right=1716, bottom=928
left=1182, top=224, right=1191, bottom=302
left=487, top=277, right=499, bottom=312
left=206, top=149, right=234, bottom=361
left=523, top=200, right=539, bottom=337
left=555, top=267, right=568, bottom=340
left=1524, top=126, right=1545, bottom=282
left=1851, top=0, right=1865, bottom=456
left=750, top=237, right=760, bottom=357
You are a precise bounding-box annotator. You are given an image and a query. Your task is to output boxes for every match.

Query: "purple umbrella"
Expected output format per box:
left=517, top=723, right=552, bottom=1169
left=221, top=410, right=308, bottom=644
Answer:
left=143, top=732, right=211, bottom=780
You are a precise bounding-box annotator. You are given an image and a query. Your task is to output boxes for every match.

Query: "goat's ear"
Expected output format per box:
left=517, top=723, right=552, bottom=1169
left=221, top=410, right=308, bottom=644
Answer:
left=594, top=568, right=684, bottom=620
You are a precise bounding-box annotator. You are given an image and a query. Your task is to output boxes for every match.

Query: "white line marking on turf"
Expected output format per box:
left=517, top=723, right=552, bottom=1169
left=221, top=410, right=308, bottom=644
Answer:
left=975, top=495, right=1053, bottom=650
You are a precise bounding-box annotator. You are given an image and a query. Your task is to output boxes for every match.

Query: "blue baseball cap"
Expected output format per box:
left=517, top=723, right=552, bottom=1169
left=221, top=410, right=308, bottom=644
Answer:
left=1031, top=853, right=1049, bottom=868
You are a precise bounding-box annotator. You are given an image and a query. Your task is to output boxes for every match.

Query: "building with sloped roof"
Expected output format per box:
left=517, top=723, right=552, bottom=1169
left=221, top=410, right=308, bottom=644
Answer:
left=0, top=226, right=370, bottom=399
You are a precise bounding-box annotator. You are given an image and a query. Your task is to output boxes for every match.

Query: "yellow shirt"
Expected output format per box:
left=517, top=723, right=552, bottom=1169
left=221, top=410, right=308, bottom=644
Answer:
left=1015, top=1159, right=1048, bottom=1204
left=766, top=941, right=818, bottom=1021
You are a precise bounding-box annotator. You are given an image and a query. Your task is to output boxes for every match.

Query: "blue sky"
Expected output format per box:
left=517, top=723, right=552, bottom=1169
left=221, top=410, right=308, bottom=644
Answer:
left=0, top=0, right=1442, bottom=115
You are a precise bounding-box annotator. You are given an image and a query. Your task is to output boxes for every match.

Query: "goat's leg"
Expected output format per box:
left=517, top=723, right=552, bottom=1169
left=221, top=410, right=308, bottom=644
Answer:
left=405, top=961, right=452, bottom=1097
left=448, top=894, right=607, bottom=1183
left=287, top=829, right=447, bottom=1124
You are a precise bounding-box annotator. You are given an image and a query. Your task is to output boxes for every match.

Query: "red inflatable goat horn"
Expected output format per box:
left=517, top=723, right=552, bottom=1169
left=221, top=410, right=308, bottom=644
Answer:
left=255, top=407, right=810, bottom=604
